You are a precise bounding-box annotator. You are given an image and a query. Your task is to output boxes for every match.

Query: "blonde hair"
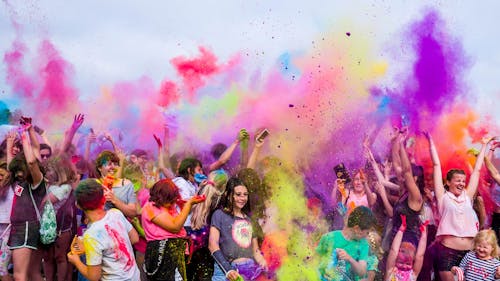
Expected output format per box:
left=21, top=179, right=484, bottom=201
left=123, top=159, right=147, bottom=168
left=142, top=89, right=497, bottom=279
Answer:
left=367, top=231, right=384, bottom=259
left=45, top=154, right=77, bottom=186
left=474, top=229, right=499, bottom=258
left=191, top=170, right=228, bottom=230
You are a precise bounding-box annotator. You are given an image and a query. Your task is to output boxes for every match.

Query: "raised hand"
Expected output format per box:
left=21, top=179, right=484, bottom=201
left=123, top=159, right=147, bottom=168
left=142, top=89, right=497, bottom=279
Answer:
left=72, top=114, right=85, bottom=130
left=153, top=134, right=162, bottom=148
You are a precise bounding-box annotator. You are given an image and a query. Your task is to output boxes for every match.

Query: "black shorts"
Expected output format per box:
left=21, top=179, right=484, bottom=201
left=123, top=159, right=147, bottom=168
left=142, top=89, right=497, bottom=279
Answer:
left=8, top=221, right=41, bottom=250
left=435, top=242, right=468, bottom=271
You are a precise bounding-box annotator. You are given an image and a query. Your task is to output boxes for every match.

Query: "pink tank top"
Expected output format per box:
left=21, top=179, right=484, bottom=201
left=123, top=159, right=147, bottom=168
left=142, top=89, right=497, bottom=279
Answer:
left=346, top=191, right=369, bottom=210
left=436, top=191, right=479, bottom=238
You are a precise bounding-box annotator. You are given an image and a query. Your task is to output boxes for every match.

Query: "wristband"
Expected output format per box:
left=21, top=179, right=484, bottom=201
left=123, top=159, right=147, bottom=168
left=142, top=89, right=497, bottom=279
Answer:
left=212, top=250, right=234, bottom=274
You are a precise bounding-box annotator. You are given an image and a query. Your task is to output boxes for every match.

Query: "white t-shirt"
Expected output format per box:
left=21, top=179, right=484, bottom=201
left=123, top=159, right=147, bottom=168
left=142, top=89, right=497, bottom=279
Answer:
left=172, top=177, right=197, bottom=227
left=47, top=184, right=72, bottom=212
left=0, top=187, right=14, bottom=224
left=84, top=208, right=140, bottom=281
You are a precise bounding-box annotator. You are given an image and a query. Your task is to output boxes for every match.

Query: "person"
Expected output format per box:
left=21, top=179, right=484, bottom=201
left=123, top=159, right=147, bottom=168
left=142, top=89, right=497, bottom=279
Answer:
left=142, top=178, right=205, bottom=280
left=425, top=133, right=495, bottom=281
left=385, top=215, right=428, bottom=281
left=41, top=154, right=78, bottom=281
left=39, top=143, right=52, bottom=164
left=451, top=229, right=500, bottom=281
left=316, top=206, right=376, bottom=281
left=189, top=170, right=229, bottom=281
left=67, top=178, right=140, bottom=281
left=8, top=118, right=45, bottom=281
left=0, top=162, right=14, bottom=281
left=208, top=177, right=268, bottom=281
left=95, top=150, right=138, bottom=218
left=172, top=157, right=204, bottom=233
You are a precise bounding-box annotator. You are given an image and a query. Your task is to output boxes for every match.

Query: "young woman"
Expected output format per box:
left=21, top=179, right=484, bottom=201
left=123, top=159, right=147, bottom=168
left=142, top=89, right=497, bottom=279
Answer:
left=95, top=150, right=137, bottom=218
left=426, top=133, right=495, bottom=281
left=189, top=170, right=229, bottom=281
left=41, top=154, right=78, bottom=281
left=142, top=179, right=205, bottom=280
left=208, top=177, right=267, bottom=281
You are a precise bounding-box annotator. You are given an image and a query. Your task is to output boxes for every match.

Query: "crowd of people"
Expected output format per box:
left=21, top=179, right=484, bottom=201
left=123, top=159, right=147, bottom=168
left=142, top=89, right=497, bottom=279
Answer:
left=0, top=113, right=500, bottom=281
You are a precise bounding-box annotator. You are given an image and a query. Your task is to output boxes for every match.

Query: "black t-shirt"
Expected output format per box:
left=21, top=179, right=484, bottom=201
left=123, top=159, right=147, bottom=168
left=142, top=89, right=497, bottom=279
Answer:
left=11, top=180, right=46, bottom=224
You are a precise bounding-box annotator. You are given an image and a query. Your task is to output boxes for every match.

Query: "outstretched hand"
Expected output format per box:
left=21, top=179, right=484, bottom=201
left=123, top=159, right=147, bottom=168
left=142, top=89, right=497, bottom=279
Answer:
left=72, top=114, right=85, bottom=130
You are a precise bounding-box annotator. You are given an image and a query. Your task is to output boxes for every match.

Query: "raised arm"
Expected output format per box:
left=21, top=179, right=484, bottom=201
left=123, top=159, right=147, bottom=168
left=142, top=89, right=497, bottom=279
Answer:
left=413, top=221, right=428, bottom=276
left=60, top=114, right=84, bottom=155
left=5, top=130, right=17, bottom=166
left=154, top=134, right=175, bottom=179
left=485, top=156, right=500, bottom=185
left=209, top=130, right=246, bottom=172
left=374, top=182, right=393, bottom=217
left=399, top=137, right=423, bottom=209
left=247, top=137, right=265, bottom=170
left=386, top=215, right=406, bottom=273
left=365, top=148, right=400, bottom=190
left=360, top=170, right=377, bottom=207
left=19, top=124, right=43, bottom=185
left=424, top=132, right=445, bottom=202
left=151, top=196, right=203, bottom=233
left=466, top=137, right=496, bottom=198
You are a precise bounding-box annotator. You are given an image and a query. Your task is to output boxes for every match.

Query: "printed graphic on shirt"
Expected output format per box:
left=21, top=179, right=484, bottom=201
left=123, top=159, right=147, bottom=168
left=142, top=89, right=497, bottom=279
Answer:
left=232, top=219, right=252, bottom=248
left=14, top=185, right=23, bottom=196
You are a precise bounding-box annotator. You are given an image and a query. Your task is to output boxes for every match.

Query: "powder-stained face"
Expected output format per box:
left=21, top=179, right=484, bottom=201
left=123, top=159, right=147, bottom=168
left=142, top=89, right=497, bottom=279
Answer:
left=396, top=243, right=415, bottom=271
left=98, top=160, right=119, bottom=178
left=232, top=185, right=249, bottom=212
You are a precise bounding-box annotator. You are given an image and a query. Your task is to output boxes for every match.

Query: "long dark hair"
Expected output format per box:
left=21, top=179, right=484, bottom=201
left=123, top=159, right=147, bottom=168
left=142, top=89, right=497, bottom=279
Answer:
left=220, top=177, right=251, bottom=217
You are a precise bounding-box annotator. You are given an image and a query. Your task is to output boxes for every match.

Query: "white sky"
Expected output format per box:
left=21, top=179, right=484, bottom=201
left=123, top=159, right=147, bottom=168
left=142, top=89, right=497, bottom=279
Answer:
left=1, top=0, right=499, bottom=120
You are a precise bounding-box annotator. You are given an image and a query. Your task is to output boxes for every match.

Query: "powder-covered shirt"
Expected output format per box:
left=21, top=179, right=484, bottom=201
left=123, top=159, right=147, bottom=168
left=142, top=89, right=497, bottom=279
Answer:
left=458, top=251, right=500, bottom=281
left=84, top=208, right=140, bottom=281
left=210, top=209, right=254, bottom=261
left=436, top=191, right=479, bottom=238
left=141, top=201, right=186, bottom=241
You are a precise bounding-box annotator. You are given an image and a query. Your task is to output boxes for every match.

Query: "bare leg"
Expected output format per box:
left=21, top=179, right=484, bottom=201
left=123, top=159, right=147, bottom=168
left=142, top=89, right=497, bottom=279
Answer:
left=439, top=270, right=455, bottom=281
left=12, top=248, right=31, bottom=281
left=28, top=249, right=43, bottom=281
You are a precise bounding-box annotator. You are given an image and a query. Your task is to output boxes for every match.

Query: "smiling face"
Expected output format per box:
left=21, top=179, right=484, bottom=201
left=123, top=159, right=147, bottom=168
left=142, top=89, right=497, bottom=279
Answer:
left=475, top=239, right=494, bottom=259
left=232, top=185, right=249, bottom=213
left=352, top=172, right=364, bottom=193
left=446, top=173, right=466, bottom=197
left=395, top=242, right=416, bottom=271
left=98, top=160, right=119, bottom=178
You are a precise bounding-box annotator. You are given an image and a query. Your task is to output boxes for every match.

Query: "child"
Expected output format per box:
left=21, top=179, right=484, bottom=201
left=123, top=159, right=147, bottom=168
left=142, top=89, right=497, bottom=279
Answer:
left=385, top=215, right=427, bottom=281
left=316, top=206, right=377, bottom=281
left=360, top=231, right=382, bottom=281
left=67, top=178, right=140, bottom=281
left=451, top=229, right=500, bottom=281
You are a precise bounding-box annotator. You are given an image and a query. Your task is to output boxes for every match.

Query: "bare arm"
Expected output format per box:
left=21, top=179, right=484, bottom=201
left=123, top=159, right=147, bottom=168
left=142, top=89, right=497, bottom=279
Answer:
left=413, top=223, right=428, bottom=276
left=361, top=171, right=377, bottom=207
left=128, top=228, right=139, bottom=244
left=5, top=130, right=16, bottom=166
left=247, top=141, right=264, bottom=170
left=399, top=139, right=423, bottom=210
left=209, top=140, right=239, bottom=172
left=374, top=182, right=393, bottom=217
left=366, top=149, right=400, bottom=190
left=424, top=132, right=445, bottom=202
left=20, top=129, right=43, bottom=185
left=60, top=114, right=84, bottom=155
left=485, top=156, right=500, bottom=185
left=154, top=134, right=175, bottom=179
left=467, top=137, right=495, bottom=199
left=151, top=196, right=203, bottom=233
left=386, top=215, right=405, bottom=273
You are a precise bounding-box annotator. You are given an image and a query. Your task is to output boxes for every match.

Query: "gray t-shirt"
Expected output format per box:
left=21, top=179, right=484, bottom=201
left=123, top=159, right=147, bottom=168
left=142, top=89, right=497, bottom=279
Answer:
left=210, top=209, right=254, bottom=261
left=104, top=179, right=136, bottom=213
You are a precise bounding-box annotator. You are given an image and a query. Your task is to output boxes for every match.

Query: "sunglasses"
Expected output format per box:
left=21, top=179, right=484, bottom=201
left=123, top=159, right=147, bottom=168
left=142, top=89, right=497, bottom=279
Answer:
left=41, top=154, right=51, bottom=159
